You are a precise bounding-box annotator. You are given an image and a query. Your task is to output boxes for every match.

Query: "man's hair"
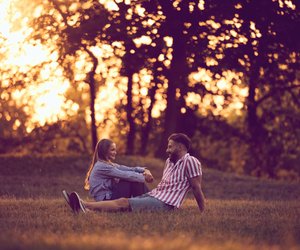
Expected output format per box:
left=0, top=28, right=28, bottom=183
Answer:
left=168, top=133, right=191, bottom=151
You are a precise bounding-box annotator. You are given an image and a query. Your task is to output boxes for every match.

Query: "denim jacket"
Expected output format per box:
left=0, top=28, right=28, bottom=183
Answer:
left=89, top=161, right=145, bottom=201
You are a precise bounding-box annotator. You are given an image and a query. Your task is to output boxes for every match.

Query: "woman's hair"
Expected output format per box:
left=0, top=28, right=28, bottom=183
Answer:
left=84, top=139, right=114, bottom=190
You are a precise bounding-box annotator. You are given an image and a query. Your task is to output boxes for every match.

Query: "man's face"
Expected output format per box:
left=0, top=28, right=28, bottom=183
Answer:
left=166, top=140, right=180, bottom=163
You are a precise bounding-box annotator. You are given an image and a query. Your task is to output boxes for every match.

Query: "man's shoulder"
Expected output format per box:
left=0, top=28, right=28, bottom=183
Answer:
left=185, top=154, right=202, bottom=176
left=186, top=154, right=201, bottom=163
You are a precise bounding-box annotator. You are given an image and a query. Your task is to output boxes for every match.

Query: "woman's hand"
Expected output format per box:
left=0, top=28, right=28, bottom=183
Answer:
left=143, top=169, right=154, bottom=183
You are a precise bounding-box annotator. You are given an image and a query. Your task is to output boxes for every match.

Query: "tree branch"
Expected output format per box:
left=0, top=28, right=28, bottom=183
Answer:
left=257, top=84, right=300, bottom=105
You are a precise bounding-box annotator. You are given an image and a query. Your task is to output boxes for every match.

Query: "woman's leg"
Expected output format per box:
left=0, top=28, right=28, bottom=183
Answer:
left=112, top=180, right=149, bottom=199
left=83, top=198, right=130, bottom=212
left=111, top=180, right=131, bottom=199
left=130, top=182, right=149, bottom=197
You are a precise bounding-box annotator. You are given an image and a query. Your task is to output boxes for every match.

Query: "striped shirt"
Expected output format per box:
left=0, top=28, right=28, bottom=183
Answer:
left=148, top=153, right=202, bottom=208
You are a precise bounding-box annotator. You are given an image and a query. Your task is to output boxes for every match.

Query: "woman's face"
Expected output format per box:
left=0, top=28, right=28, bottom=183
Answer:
left=106, top=143, right=117, bottom=161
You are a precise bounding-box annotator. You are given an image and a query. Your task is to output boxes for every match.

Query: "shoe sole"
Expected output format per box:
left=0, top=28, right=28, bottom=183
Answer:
left=70, top=192, right=86, bottom=214
left=62, top=190, right=70, bottom=205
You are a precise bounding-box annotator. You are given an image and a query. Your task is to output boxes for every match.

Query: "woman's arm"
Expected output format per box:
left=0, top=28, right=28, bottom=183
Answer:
left=99, top=164, right=145, bottom=183
left=117, top=165, right=154, bottom=182
left=116, top=164, right=145, bottom=173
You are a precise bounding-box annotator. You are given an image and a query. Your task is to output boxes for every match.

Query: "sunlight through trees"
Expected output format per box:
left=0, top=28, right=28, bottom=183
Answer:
left=0, top=0, right=299, bottom=179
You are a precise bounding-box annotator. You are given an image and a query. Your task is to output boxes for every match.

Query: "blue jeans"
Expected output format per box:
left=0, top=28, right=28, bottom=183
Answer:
left=128, top=194, right=174, bottom=212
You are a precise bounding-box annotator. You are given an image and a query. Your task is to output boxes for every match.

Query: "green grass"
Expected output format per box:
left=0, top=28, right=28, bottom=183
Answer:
left=0, top=155, right=300, bottom=249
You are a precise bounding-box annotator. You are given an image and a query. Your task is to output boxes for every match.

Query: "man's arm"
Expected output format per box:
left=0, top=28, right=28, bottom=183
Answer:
left=188, top=175, right=205, bottom=212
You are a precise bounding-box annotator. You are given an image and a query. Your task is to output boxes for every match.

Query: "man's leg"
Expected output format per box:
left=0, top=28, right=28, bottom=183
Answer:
left=83, top=197, right=130, bottom=212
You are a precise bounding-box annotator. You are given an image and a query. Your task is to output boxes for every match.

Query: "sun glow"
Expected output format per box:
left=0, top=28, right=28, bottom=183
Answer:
left=0, top=1, right=48, bottom=69
left=1, top=0, right=250, bottom=137
left=28, top=81, right=71, bottom=126
left=0, top=0, right=12, bottom=37
left=188, top=69, right=247, bottom=118
left=0, top=0, right=73, bottom=130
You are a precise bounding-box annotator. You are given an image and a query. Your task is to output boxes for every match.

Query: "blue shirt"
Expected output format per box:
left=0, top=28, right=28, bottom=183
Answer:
left=89, top=161, right=145, bottom=201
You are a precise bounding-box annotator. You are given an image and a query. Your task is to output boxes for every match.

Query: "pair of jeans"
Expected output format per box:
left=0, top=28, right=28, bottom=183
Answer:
left=111, top=180, right=149, bottom=199
left=128, top=194, right=175, bottom=212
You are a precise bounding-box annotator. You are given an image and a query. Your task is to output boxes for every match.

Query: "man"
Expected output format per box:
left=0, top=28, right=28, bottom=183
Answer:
left=63, top=133, right=205, bottom=213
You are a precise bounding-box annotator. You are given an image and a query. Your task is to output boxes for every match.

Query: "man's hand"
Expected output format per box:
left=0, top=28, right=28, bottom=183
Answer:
left=143, top=169, right=154, bottom=183
left=188, top=175, right=205, bottom=212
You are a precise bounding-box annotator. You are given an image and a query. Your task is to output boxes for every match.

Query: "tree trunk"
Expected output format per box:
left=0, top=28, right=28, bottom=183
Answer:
left=85, top=48, right=98, bottom=151
left=155, top=3, right=187, bottom=157
left=245, top=63, right=270, bottom=176
left=155, top=80, right=180, bottom=157
left=140, top=81, right=158, bottom=155
left=125, top=71, right=136, bottom=155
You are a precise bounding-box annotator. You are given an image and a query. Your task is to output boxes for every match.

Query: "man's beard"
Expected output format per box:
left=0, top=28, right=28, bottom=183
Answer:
left=169, top=152, right=179, bottom=163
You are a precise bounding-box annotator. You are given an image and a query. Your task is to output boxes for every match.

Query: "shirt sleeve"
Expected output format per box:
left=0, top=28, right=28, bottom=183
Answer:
left=116, top=164, right=145, bottom=173
left=99, top=164, right=145, bottom=183
left=185, top=156, right=202, bottom=178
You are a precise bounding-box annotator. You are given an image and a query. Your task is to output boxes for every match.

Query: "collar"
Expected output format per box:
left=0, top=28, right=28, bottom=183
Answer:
left=169, top=153, right=190, bottom=167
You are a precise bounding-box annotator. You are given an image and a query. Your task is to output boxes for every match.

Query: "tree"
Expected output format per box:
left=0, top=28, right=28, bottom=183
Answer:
left=0, top=35, right=33, bottom=153
left=101, top=0, right=167, bottom=154
left=30, top=0, right=109, bottom=150
left=140, top=0, right=239, bottom=156
left=24, top=0, right=299, bottom=178
left=0, top=72, right=30, bottom=153
left=213, top=0, right=300, bottom=176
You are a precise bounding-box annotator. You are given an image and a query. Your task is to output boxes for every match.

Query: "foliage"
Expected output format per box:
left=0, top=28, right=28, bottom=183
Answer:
left=0, top=55, right=31, bottom=153
left=1, top=0, right=299, bottom=179
left=0, top=80, right=29, bottom=153
left=213, top=0, right=300, bottom=177
left=20, top=120, right=90, bottom=155
left=29, top=0, right=110, bottom=150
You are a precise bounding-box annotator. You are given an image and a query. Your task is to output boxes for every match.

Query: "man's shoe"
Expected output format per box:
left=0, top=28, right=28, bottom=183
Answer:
left=69, top=192, right=86, bottom=214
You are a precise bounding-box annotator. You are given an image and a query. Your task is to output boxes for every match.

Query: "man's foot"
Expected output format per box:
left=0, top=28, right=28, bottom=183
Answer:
left=69, top=192, right=86, bottom=214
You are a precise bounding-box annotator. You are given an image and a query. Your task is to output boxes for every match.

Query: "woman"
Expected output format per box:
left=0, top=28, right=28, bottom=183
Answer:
left=84, top=139, right=153, bottom=201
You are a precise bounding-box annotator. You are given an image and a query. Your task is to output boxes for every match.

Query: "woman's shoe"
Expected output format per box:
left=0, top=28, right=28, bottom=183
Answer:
left=69, top=192, right=86, bottom=214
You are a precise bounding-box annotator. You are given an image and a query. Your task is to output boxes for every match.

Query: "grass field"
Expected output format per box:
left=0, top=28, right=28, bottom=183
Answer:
left=0, top=155, right=300, bottom=250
